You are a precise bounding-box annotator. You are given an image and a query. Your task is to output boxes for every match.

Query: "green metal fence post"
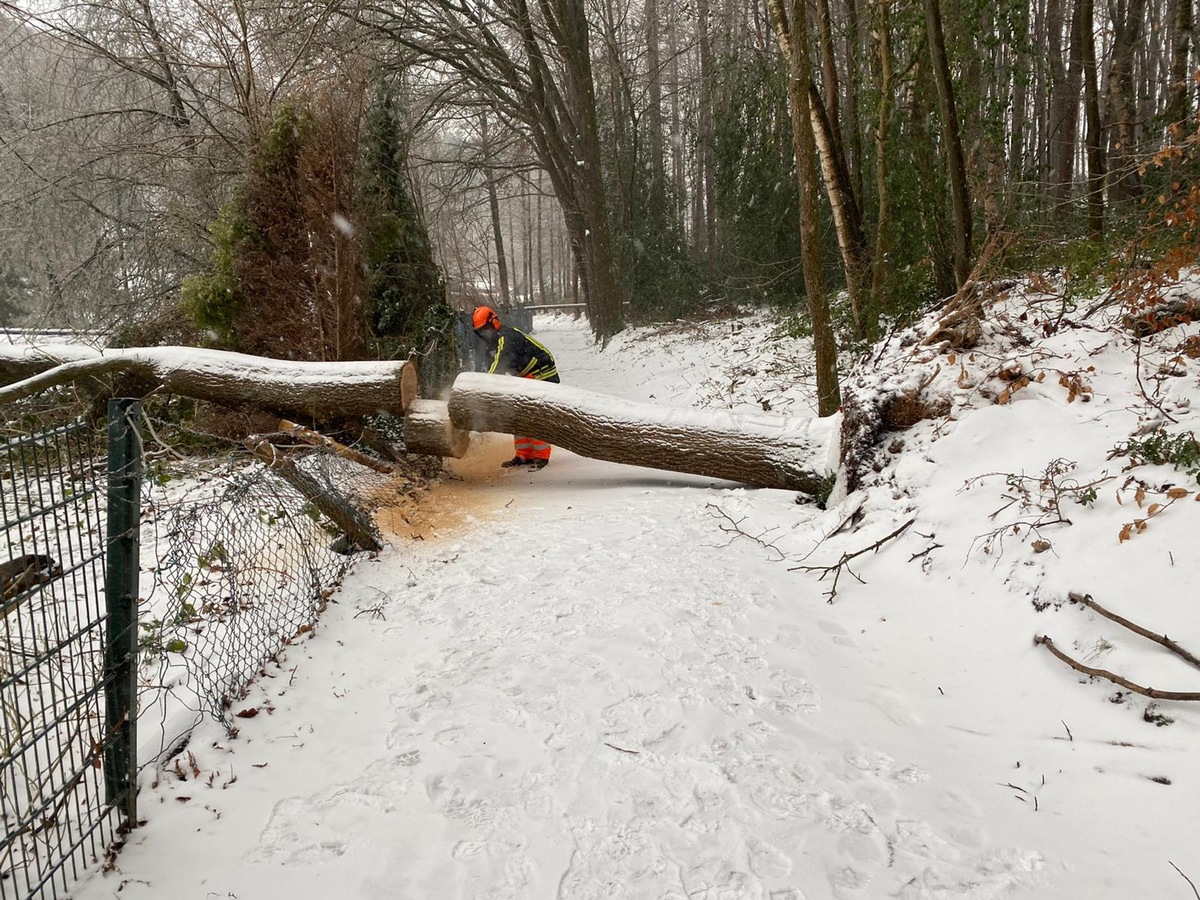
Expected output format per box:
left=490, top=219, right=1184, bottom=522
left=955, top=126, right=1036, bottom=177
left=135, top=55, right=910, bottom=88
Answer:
left=105, top=398, right=141, bottom=826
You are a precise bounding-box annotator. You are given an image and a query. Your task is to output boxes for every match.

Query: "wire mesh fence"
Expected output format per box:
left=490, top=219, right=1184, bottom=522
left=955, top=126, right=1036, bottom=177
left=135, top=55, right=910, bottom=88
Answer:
left=0, top=417, right=120, bottom=900
left=0, top=391, right=412, bottom=898
left=141, top=442, right=393, bottom=732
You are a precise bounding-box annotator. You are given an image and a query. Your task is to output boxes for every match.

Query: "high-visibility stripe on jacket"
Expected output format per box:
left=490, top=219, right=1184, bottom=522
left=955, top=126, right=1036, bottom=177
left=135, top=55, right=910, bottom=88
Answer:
left=486, top=325, right=559, bottom=383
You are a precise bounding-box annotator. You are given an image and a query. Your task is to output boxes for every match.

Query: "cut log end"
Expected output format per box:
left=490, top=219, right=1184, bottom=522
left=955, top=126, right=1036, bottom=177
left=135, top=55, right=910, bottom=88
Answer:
left=399, top=360, right=420, bottom=413
left=404, top=399, right=471, bottom=459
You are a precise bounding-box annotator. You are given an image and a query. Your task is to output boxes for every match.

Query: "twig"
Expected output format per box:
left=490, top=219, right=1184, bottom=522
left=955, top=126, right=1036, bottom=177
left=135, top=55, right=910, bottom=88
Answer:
left=1061, top=720, right=1073, bottom=742
left=1133, top=336, right=1178, bottom=424
left=791, top=517, right=916, bottom=603
left=706, top=504, right=786, bottom=560
left=793, top=495, right=867, bottom=564
left=1068, top=592, right=1200, bottom=671
left=1171, top=861, right=1200, bottom=900
left=1034, top=635, right=1200, bottom=700
left=277, top=419, right=395, bottom=474
left=604, top=742, right=639, bottom=755
left=908, top=543, right=942, bottom=562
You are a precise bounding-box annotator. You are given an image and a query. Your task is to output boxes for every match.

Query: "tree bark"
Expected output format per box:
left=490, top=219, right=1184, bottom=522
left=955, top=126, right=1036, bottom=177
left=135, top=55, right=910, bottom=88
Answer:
left=767, top=0, right=842, bottom=417
left=645, top=0, right=666, bottom=191
left=1165, top=0, right=1193, bottom=125
left=1105, top=0, right=1149, bottom=203
left=1051, top=0, right=1084, bottom=213
left=808, top=85, right=870, bottom=338
left=0, top=346, right=419, bottom=420
left=447, top=372, right=834, bottom=495
left=870, top=0, right=894, bottom=310
left=1080, top=0, right=1106, bottom=237
left=483, top=115, right=512, bottom=306
left=924, top=0, right=973, bottom=288
left=697, top=0, right=717, bottom=271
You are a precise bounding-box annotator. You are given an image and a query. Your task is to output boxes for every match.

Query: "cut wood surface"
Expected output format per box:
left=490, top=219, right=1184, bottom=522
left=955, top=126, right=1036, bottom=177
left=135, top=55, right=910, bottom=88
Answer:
left=0, top=346, right=419, bottom=420
left=402, top=399, right=471, bottom=459
left=447, top=372, right=834, bottom=494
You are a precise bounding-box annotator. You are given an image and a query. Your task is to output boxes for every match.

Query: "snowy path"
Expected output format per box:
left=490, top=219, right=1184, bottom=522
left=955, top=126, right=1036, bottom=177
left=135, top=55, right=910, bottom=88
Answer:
left=74, top=316, right=1188, bottom=899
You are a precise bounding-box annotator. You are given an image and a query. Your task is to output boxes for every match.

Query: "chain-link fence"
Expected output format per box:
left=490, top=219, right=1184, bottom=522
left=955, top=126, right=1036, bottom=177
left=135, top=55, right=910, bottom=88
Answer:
left=141, top=441, right=393, bottom=731
left=0, top=390, right=415, bottom=898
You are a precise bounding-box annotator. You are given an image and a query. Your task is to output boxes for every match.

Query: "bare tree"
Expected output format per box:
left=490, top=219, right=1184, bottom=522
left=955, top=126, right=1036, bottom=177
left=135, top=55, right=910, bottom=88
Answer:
left=767, top=0, right=841, bottom=416
left=923, top=0, right=973, bottom=287
left=343, top=0, right=624, bottom=340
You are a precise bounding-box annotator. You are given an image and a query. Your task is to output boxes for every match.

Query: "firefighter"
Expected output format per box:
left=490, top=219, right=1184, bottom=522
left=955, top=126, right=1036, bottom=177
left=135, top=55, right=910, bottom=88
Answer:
left=472, top=305, right=560, bottom=469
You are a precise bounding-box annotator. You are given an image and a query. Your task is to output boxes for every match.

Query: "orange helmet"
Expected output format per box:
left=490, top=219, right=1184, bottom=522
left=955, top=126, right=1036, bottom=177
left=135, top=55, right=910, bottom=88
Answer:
left=472, top=305, right=500, bottom=330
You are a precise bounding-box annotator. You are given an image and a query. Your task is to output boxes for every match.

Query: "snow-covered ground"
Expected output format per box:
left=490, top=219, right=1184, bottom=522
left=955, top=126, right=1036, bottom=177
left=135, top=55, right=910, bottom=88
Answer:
left=75, top=287, right=1200, bottom=900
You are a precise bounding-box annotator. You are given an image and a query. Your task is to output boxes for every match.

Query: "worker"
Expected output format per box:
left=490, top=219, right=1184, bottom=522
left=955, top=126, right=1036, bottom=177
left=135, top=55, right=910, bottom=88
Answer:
left=472, top=305, right=560, bottom=469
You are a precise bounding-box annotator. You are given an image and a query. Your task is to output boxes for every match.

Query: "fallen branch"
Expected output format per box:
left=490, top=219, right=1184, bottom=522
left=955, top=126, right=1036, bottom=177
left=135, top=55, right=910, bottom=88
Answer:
left=1033, top=635, right=1200, bottom=701
left=790, top=517, right=916, bottom=603
left=1068, top=592, right=1200, bottom=671
left=604, top=742, right=640, bottom=755
left=706, top=504, right=787, bottom=560
left=1171, top=861, right=1200, bottom=900
left=277, top=419, right=394, bottom=474
left=246, top=439, right=382, bottom=552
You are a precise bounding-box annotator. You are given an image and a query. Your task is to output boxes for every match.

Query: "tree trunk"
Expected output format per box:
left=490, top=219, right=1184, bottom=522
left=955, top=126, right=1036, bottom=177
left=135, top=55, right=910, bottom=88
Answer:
left=0, top=347, right=419, bottom=421
left=247, top=438, right=382, bottom=552
left=1050, top=0, right=1084, bottom=213
left=768, top=0, right=843, bottom=416
left=697, top=0, right=717, bottom=271
left=808, top=85, right=870, bottom=338
left=486, top=167, right=511, bottom=306
left=843, top=0, right=866, bottom=207
left=1165, top=0, right=1193, bottom=124
left=1105, top=0, right=1148, bottom=203
left=1080, top=0, right=1106, bottom=237
left=871, top=0, right=894, bottom=310
left=924, top=0, right=973, bottom=288
left=646, top=0, right=666, bottom=191
left=447, top=373, right=834, bottom=495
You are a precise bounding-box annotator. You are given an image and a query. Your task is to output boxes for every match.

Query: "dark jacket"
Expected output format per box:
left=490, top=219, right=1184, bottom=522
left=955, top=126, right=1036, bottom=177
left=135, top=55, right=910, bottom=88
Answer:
left=483, top=325, right=560, bottom=382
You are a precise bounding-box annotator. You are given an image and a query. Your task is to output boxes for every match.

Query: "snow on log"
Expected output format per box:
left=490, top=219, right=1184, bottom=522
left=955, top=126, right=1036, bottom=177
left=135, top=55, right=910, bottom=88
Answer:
left=448, top=372, right=835, bottom=495
left=0, top=346, right=419, bottom=420
left=0, top=343, right=102, bottom=382
left=402, top=399, right=470, bottom=459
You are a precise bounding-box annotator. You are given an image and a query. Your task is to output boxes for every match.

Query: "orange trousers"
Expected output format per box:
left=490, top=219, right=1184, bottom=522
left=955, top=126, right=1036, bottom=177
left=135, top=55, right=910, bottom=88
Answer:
left=515, top=374, right=552, bottom=461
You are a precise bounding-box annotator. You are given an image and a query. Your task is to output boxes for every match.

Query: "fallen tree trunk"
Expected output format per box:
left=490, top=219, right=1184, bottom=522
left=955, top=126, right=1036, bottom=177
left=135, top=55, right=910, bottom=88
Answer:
left=447, top=372, right=835, bottom=496
left=402, top=399, right=470, bottom=459
left=0, top=344, right=101, bottom=383
left=0, top=346, right=419, bottom=420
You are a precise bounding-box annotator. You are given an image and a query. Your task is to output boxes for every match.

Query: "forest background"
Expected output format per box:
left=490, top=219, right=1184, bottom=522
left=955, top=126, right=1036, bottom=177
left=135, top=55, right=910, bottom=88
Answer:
left=0, top=0, right=1197, bottom=402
